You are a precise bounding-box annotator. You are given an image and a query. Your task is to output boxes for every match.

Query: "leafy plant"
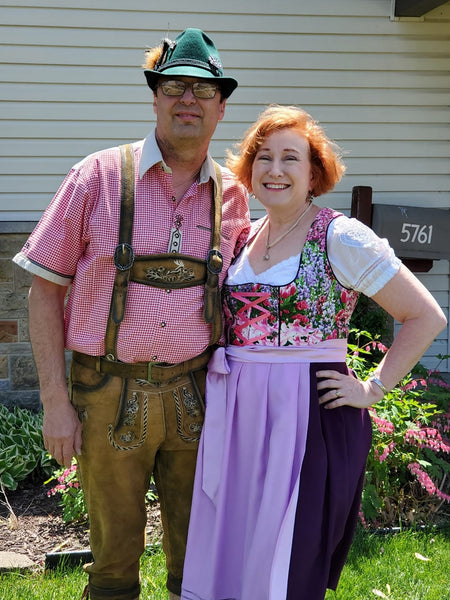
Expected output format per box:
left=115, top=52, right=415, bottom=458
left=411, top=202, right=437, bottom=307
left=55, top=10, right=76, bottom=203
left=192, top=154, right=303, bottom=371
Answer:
left=0, top=404, right=53, bottom=491
left=46, top=461, right=158, bottom=524
left=349, top=295, right=392, bottom=366
left=347, top=330, right=450, bottom=528
left=413, top=354, right=450, bottom=414
left=46, top=462, right=88, bottom=524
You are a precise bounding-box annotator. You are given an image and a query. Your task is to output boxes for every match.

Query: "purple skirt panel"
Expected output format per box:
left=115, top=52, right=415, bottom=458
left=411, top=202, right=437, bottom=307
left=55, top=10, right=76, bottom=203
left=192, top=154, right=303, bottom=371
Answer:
left=182, top=344, right=372, bottom=600
left=287, top=361, right=372, bottom=600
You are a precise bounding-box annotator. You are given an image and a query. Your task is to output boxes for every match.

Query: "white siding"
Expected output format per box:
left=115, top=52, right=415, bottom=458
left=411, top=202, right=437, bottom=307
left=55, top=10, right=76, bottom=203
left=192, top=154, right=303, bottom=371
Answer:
left=1, top=0, right=449, bottom=371
left=394, top=259, right=450, bottom=373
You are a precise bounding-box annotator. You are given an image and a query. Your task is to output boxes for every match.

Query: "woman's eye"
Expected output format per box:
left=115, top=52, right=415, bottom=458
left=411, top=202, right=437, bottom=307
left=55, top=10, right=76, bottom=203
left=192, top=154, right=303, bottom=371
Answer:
left=285, top=155, right=299, bottom=161
left=257, top=154, right=271, bottom=161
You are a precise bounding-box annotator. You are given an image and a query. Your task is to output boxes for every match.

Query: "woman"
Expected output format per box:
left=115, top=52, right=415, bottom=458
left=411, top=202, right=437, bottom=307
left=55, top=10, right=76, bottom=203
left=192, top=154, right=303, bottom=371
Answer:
left=181, top=105, right=447, bottom=600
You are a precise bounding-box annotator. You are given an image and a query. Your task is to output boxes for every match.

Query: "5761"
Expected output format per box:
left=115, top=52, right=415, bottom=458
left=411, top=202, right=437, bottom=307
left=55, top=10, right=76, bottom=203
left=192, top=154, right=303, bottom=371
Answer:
left=400, top=223, right=433, bottom=245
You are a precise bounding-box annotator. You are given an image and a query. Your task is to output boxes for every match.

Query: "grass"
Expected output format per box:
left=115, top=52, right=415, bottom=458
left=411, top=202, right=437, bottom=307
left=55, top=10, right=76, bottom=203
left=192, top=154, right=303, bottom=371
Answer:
left=325, top=527, right=450, bottom=600
left=0, top=529, right=448, bottom=600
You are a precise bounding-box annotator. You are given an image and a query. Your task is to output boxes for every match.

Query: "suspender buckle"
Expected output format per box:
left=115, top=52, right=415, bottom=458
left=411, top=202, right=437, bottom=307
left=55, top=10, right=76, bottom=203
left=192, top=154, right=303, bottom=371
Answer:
left=206, top=249, right=223, bottom=274
left=114, top=243, right=135, bottom=271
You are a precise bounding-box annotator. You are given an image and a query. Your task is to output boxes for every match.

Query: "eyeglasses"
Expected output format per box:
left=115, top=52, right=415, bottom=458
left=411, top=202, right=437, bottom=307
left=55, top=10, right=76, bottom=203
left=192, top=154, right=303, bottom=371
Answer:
left=158, top=80, right=219, bottom=99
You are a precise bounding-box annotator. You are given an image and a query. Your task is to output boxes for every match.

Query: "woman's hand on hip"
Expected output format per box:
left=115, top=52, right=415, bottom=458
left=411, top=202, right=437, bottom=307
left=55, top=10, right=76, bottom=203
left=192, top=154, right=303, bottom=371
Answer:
left=316, top=369, right=384, bottom=409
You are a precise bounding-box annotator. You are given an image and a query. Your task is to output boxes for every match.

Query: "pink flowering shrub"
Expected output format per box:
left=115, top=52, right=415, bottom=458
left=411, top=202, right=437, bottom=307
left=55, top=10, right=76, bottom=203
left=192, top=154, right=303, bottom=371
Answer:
left=46, top=461, right=158, bottom=524
left=347, top=329, right=450, bottom=528
left=46, top=462, right=87, bottom=524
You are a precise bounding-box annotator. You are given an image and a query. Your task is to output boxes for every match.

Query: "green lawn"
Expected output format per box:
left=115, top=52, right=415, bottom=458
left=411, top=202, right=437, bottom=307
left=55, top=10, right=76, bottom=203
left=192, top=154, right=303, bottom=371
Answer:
left=0, top=529, right=448, bottom=600
left=325, top=528, right=450, bottom=600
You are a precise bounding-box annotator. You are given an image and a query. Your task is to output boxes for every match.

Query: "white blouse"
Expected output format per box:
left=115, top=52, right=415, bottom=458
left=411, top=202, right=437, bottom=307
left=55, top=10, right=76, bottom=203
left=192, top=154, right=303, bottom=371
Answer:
left=226, top=214, right=401, bottom=297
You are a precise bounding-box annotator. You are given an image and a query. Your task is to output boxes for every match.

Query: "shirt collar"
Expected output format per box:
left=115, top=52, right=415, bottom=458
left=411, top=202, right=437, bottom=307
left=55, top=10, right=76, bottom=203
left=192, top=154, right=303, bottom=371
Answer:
left=139, top=129, right=218, bottom=186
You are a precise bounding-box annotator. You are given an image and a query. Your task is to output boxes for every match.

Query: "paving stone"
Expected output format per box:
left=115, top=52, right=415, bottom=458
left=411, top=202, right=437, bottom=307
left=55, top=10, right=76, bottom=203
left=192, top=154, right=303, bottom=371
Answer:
left=0, top=551, right=34, bottom=572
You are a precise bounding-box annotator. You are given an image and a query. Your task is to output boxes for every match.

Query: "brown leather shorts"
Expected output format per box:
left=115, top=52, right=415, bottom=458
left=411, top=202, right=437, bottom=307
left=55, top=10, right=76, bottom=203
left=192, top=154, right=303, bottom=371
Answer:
left=70, top=357, right=206, bottom=599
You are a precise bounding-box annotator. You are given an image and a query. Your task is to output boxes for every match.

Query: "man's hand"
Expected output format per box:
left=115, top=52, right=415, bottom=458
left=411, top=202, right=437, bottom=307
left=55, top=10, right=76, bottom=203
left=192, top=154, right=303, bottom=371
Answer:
left=42, top=396, right=82, bottom=467
left=29, top=276, right=82, bottom=466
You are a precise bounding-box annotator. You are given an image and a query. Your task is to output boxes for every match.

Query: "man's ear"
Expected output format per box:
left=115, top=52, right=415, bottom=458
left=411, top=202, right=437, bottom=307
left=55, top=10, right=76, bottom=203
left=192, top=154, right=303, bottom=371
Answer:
left=218, top=98, right=227, bottom=122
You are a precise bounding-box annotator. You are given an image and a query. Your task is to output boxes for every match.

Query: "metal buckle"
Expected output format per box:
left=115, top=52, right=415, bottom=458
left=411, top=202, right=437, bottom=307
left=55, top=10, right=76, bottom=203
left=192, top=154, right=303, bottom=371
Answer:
left=113, top=243, right=135, bottom=271
left=147, top=362, right=156, bottom=383
left=206, top=249, right=223, bottom=274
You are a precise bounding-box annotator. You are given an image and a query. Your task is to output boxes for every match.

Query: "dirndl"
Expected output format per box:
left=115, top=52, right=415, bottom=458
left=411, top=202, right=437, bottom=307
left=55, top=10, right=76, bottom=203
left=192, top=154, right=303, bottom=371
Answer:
left=181, top=341, right=372, bottom=600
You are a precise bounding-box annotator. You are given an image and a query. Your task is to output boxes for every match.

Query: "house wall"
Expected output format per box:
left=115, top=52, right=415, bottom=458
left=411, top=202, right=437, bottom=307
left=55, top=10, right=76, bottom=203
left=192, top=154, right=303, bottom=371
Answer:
left=1, top=0, right=449, bottom=408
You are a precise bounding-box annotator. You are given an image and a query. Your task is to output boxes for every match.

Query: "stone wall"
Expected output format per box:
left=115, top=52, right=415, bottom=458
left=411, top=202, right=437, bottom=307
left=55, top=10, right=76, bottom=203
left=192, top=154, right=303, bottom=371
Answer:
left=0, top=223, right=41, bottom=411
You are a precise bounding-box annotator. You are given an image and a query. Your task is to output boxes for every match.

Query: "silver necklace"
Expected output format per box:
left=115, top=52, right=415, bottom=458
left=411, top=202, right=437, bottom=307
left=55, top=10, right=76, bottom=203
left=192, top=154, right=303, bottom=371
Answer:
left=263, top=201, right=313, bottom=261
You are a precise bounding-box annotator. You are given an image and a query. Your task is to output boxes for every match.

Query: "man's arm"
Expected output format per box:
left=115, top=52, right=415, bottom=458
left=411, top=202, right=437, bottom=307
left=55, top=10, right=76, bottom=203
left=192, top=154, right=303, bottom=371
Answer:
left=29, top=276, right=82, bottom=467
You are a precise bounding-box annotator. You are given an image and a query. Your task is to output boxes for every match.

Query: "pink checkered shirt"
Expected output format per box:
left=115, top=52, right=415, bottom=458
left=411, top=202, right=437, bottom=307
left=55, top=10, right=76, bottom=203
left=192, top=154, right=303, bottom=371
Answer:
left=14, top=131, right=250, bottom=364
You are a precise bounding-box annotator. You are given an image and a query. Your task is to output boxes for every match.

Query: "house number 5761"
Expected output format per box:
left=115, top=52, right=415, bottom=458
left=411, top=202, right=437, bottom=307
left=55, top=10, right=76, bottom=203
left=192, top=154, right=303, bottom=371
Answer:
left=400, top=223, right=433, bottom=244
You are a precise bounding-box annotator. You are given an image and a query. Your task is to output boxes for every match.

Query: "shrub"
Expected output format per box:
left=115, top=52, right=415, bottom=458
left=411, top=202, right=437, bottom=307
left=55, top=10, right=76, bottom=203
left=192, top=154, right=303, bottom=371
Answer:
left=347, top=330, right=450, bottom=528
left=349, top=295, right=392, bottom=366
left=47, top=460, right=158, bottom=524
left=0, top=404, right=54, bottom=491
left=46, top=462, right=88, bottom=524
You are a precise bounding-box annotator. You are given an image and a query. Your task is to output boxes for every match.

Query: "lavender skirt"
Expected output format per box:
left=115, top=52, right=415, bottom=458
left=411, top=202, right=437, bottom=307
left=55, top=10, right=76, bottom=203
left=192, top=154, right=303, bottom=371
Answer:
left=181, top=342, right=372, bottom=600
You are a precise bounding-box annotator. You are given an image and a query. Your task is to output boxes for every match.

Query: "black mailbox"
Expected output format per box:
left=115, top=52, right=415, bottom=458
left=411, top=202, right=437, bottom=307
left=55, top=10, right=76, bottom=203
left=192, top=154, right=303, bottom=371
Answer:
left=371, top=205, right=450, bottom=260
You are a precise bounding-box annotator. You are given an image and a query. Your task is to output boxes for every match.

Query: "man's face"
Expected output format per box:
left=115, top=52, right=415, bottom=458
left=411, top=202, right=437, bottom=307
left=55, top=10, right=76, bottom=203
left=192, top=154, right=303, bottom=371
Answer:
left=153, top=76, right=227, bottom=148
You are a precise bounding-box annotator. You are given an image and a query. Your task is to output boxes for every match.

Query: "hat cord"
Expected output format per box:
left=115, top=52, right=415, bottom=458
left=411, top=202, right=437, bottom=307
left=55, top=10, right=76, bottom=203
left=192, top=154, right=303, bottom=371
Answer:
left=157, top=58, right=218, bottom=74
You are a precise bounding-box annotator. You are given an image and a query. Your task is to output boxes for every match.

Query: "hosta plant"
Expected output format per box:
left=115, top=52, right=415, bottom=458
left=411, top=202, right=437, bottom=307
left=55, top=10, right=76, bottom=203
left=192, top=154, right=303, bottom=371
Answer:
left=0, top=404, right=53, bottom=491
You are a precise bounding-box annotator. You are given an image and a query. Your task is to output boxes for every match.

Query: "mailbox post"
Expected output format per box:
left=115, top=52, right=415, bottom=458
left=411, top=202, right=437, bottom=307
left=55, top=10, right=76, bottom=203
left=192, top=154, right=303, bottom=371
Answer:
left=351, top=186, right=450, bottom=273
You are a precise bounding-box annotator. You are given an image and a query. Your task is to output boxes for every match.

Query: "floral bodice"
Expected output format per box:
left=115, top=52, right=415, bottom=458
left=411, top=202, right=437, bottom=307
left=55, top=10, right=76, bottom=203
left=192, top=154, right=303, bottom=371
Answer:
left=223, top=208, right=359, bottom=347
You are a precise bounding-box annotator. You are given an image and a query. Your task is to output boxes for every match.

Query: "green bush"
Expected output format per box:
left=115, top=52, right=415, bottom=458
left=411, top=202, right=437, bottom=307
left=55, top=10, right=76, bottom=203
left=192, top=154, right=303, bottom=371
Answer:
left=347, top=330, right=450, bottom=528
left=0, top=404, right=54, bottom=491
left=46, top=462, right=88, bottom=524
left=46, top=460, right=158, bottom=524
left=349, top=295, right=393, bottom=366
left=413, top=354, right=450, bottom=414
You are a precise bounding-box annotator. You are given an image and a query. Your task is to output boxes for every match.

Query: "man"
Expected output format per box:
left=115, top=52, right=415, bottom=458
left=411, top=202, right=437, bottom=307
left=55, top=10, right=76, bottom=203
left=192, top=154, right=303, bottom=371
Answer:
left=13, top=28, right=250, bottom=600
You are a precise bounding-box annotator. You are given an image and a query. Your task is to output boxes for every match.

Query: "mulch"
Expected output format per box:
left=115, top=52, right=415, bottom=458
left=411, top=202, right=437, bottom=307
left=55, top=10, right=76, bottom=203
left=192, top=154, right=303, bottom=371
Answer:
left=0, top=476, right=162, bottom=571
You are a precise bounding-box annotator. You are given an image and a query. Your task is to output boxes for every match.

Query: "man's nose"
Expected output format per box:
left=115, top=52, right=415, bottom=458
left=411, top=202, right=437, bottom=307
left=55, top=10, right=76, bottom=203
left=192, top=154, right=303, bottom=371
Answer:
left=179, top=84, right=197, bottom=104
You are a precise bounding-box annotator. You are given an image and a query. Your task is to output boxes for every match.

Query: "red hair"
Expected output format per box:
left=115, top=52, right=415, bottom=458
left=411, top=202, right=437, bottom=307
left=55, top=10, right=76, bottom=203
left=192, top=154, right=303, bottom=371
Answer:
left=226, top=104, right=346, bottom=196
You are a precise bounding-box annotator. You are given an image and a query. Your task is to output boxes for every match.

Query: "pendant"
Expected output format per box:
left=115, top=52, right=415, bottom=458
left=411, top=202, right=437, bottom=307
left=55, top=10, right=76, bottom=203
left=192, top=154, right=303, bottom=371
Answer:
left=263, top=253, right=270, bottom=261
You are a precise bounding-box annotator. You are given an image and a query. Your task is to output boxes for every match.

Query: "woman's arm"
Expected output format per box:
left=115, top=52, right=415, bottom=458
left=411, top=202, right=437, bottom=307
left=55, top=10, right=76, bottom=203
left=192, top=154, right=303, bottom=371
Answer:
left=317, top=264, right=447, bottom=409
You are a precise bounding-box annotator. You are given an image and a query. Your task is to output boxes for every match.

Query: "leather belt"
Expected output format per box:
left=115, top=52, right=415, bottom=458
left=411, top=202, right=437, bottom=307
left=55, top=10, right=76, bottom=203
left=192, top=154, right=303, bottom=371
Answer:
left=72, top=348, right=212, bottom=383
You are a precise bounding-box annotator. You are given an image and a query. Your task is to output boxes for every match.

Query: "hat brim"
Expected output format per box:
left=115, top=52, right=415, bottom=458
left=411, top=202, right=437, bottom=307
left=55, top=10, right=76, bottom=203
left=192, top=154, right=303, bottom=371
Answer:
left=144, top=67, right=238, bottom=98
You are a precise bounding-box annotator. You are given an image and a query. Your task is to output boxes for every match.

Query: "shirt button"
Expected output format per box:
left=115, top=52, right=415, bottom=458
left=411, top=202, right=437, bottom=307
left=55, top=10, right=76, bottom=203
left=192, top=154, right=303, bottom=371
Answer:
left=166, top=289, right=171, bottom=293
left=160, top=322, right=166, bottom=328
left=152, top=355, right=158, bottom=361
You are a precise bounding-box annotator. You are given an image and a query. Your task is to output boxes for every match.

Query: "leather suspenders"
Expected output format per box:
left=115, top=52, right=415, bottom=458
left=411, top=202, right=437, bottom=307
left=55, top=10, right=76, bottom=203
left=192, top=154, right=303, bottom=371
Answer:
left=104, top=143, right=224, bottom=360
left=104, top=144, right=135, bottom=359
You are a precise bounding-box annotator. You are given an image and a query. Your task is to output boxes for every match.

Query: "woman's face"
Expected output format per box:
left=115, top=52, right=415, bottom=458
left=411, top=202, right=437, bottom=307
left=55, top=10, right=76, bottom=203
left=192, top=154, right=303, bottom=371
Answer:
left=251, top=128, right=314, bottom=213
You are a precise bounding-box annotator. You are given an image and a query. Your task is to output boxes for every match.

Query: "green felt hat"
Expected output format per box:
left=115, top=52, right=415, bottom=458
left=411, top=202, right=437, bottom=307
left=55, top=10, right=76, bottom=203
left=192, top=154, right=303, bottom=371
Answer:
left=144, top=28, right=238, bottom=98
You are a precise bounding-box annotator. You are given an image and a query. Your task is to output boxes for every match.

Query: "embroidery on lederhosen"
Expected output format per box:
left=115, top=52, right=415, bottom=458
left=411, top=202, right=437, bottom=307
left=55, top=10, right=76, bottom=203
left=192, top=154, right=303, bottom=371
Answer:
left=144, top=259, right=195, bottom=284
left=173, top=385, right=203, bottom=442
left=108, top=390, right=148, bottom=451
